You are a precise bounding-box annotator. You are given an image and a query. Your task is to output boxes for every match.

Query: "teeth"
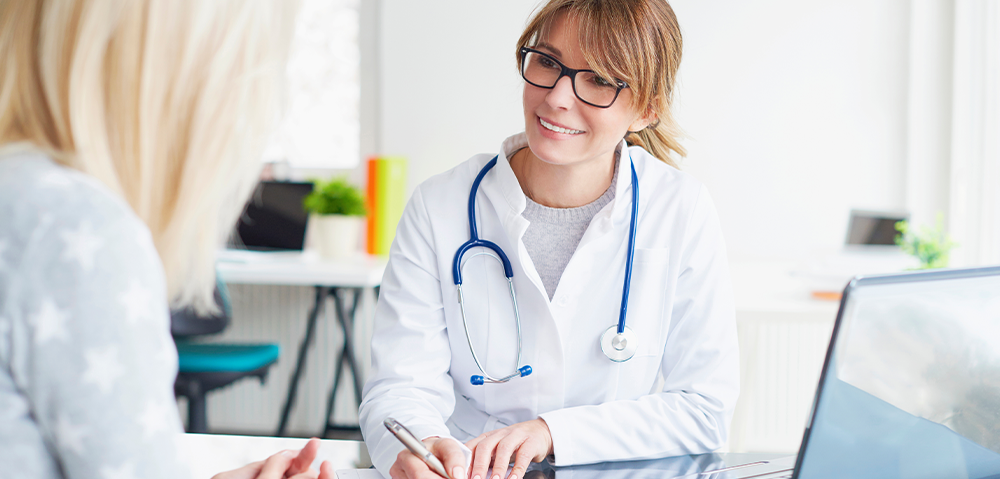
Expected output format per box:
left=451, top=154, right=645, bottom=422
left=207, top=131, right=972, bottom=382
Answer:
left=540, top=118, right=584, bottom=135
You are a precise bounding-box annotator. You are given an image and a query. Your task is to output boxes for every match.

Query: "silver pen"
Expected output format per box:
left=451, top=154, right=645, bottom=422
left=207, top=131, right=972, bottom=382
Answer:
left=384, top=417, right=453, bottom=479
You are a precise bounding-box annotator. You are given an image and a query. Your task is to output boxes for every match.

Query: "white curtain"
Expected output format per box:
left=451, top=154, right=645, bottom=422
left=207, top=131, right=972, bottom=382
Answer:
left=948, top=0, right=1000, bottom=266
left=906, top=0, right=1000, bottom=267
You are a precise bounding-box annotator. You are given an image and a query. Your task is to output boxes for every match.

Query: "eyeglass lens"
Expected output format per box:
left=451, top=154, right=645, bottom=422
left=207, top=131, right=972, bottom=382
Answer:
left=521, top=51, right=620, bottom=108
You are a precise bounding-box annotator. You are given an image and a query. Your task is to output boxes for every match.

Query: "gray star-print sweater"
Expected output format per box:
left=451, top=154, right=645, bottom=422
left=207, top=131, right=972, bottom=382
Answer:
left=0, top=149, right=190, bottom=479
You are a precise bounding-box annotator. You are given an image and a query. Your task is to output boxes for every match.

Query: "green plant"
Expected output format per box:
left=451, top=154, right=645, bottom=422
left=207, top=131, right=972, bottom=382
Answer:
left=894, top=215, right=957, bottom=269
left=303, top=177, right=367, bottom=216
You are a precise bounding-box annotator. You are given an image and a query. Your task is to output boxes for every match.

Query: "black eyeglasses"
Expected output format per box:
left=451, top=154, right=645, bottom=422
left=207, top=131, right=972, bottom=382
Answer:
left=519, top=47, right=629, bottom=108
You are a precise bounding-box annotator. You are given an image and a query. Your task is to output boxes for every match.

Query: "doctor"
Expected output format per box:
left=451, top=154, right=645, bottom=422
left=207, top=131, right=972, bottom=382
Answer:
left=359, top=1, right=738, bottom=479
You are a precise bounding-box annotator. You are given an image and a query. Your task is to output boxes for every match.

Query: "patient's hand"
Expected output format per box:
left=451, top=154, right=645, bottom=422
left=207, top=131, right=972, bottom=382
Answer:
left=212, top=438, right=335, bottom=479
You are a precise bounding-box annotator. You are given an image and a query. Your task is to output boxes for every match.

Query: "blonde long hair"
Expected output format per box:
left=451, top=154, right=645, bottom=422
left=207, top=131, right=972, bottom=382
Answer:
left=517, top=0, right=686, bottom=167
left=0, top=0, right=297, bottom=312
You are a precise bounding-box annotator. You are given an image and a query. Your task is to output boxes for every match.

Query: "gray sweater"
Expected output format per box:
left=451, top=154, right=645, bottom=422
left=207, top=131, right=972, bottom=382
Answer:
left=521, top=152, right=619, bottom=300
left=0, top=150, right=189, bottom=479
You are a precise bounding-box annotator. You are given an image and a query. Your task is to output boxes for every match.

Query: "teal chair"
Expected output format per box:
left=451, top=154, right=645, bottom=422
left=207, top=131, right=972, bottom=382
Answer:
left=171, top=281, right=279, bottom=433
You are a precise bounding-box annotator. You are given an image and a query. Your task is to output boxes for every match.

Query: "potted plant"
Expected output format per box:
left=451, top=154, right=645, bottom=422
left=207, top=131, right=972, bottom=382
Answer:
left=303, top=177, right=367, bottom=260
left=894, top=215, right=957, bottom=269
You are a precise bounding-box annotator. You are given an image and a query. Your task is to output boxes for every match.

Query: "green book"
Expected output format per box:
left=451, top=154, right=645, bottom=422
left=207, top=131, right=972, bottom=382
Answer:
left=374, top=157, right=407, bottom=255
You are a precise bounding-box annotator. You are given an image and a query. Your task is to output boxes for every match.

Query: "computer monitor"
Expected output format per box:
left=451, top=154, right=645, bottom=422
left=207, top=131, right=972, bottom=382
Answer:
left=845, top=209, right=908, bottom=246
left=232, top=181, right=313, bottom=251
left=796, top=266, right=1000, bottom=477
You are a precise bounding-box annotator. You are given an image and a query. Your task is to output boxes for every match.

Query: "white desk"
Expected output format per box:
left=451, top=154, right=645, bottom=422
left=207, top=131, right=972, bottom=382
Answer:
left=217, top=250, right=387, bottom=437
left=217, top=250, right=386, bottom=287
left=177, top=433, right=363, bottom=479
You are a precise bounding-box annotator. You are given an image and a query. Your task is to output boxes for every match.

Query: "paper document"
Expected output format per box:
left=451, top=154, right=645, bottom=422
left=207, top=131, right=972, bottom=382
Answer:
left=335, top=470, right=386, bottom=479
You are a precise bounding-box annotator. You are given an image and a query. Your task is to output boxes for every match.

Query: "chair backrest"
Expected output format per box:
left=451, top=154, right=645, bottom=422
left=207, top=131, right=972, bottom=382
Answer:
left=170, top=279, right=232, bottom=338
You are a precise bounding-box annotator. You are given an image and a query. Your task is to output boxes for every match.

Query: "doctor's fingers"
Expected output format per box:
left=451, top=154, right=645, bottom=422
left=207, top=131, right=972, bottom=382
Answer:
left=469, top=431, right=523, bottom=479
left=391, top=447, right=459, bottom=479
left=427, top=437, right=470, bottom=479
left=508, top=446, right=537, bottom=479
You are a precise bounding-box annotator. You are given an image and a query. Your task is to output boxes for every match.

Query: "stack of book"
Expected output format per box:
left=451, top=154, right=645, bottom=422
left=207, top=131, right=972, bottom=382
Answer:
left=366, top=156, right=407, bottom=255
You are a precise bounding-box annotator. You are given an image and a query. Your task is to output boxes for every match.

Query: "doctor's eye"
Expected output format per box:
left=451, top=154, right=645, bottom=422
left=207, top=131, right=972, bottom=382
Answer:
left=533, top=54, right=559, bottom=70
left=584, top=73, right=618, bottom=89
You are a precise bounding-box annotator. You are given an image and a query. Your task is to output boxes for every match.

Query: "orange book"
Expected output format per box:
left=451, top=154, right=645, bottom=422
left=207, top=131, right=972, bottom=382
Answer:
left=366, top=157, right=380, bottom=255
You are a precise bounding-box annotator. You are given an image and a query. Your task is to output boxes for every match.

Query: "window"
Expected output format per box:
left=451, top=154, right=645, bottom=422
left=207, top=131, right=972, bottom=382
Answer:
left=263, top=0, right=360, bottom=169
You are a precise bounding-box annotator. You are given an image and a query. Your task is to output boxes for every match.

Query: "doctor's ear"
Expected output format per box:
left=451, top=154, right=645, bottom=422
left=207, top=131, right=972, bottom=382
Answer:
left=626, top=106, right=659, bottom=134
left=627, top=116, right=659, bottom=135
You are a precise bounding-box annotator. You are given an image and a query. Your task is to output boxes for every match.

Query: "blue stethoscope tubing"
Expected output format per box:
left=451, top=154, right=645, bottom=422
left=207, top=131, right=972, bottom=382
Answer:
left=453, top=154, right=640, bottom=386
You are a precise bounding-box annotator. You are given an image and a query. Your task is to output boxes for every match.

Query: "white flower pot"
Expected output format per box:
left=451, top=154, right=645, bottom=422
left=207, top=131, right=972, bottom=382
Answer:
left=311, top=214, right=363, bottom=260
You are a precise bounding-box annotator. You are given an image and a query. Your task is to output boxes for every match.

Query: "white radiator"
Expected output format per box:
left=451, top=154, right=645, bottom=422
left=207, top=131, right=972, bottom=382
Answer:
left=185, top=284, right=376, bottom=436
left=728, top=310, right=836, bottom=453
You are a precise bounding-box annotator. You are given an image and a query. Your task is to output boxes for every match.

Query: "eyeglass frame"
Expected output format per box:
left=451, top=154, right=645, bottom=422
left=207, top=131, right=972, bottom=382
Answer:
left=518, top=47, right=630, bottom=109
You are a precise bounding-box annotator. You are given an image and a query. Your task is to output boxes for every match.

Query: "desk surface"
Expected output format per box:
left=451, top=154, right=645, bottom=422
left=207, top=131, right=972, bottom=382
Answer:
left=177, top=433, right=363, bottom=479
left=335, top=452, right=791, bottom=479
left=217, top=250, right=387, bottom=287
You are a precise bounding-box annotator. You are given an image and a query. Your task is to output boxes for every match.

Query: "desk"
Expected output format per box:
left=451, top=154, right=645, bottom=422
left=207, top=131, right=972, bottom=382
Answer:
left=176, top=433, right=362, bottom=478
left=335, top=452, right=791, bottom=479
left=217, top=250, right=386, bottom=437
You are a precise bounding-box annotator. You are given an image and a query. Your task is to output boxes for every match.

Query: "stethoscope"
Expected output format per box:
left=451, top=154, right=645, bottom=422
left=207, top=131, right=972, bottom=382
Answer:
left=453, top=154, right=640, bottom=386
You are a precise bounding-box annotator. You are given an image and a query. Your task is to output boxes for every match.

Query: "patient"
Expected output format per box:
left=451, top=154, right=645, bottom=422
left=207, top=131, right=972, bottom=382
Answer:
left=0, top=1, right=331, bottom=478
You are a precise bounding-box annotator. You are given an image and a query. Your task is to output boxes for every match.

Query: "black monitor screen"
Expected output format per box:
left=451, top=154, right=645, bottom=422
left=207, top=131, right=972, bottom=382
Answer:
left=233, top=181, right=313, bottom=251
left=846, top=212, right=907, bottom=246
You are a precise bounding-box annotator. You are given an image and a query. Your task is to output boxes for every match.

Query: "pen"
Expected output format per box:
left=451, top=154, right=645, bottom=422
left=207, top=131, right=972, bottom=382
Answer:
left=384, top=417, right=453, bottom=479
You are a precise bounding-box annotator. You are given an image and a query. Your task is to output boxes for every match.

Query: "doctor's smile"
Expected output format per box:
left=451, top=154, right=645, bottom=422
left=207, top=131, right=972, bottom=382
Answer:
left=537, top=117, right=585, bottom=136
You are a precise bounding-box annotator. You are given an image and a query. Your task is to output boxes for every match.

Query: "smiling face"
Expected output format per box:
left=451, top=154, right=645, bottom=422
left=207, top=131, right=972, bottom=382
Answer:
left=522, top=13, right=652, bottom=169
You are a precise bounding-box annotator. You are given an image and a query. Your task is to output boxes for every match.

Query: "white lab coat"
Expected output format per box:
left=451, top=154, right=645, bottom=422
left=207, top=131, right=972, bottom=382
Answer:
left=360, top=133, right=739, bottom=475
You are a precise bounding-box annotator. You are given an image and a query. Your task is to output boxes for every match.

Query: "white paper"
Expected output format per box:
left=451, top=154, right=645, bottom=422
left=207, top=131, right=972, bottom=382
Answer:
left=335, top=469, right=386, bottom=479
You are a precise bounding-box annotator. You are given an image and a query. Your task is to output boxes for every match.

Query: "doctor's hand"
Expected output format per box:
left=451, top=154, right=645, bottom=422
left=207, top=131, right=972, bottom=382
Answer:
left=465, top=418, right=553, bottom=479
left=389, top=437, right=468, bottom=479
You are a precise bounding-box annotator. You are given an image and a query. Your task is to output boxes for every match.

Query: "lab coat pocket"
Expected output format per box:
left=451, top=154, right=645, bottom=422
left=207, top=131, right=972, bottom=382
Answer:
left=625, top=247, right=671, bottom=357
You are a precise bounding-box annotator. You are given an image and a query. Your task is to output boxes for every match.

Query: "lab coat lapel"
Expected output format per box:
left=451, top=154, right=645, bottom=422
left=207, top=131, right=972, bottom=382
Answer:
left=475, top=134, right=568, bottom=421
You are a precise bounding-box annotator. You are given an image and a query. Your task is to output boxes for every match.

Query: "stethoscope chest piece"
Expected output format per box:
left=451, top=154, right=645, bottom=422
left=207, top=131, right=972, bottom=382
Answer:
left=600, top=324, right=638, bottom=362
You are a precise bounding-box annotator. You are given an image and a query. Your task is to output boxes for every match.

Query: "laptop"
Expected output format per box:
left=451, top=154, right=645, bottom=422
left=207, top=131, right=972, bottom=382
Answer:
left=231, top=181, right=314, bottom=251
left=706, top=265, right=1000, bottom=478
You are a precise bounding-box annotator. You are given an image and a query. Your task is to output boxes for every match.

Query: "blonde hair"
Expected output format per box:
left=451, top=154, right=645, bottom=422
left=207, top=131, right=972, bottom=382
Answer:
left=0, top=0, right=297, bottom=312
left=516, top=0, right=686, bottom=167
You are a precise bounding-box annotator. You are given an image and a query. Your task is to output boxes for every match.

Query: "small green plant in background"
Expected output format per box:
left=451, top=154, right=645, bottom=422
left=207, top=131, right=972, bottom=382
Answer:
left=894, top=215, right=957, bottom=269
left=303, top=177, right=367, bottom=217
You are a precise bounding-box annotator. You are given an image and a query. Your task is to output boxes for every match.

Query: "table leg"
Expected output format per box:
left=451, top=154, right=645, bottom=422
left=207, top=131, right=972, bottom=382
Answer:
left=323, top=287, right=366, bottom=436
left=277, top=286, right=328, bottom=436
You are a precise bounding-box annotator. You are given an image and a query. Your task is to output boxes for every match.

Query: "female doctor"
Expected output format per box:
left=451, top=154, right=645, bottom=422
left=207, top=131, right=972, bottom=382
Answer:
left=359, top=1, right=738, bottom=479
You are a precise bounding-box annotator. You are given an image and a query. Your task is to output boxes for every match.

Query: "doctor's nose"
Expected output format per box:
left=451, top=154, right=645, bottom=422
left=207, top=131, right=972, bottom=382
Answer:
left=545, top=75, right=577, bottom=110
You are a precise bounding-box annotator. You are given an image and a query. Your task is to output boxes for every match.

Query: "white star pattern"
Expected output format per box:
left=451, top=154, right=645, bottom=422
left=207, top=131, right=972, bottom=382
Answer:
left=119, top=281, right=154, bottom=325
left=61, top=221, right=104, bottom=272
left=101, top=462, right=138, bottom=479
left=82, top=347, right=124, bottom=395
left=30, top=299, right=69, bottom=345
left=54, top=414, right=89, bottom=456
left=138, top=399, right=176, bottom=440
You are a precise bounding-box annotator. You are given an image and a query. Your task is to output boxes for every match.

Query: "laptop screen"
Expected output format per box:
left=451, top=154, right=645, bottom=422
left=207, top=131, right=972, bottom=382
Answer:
left=232, top=181, right=314, bottom=251
left=796, top=267, right=1000, bottom=478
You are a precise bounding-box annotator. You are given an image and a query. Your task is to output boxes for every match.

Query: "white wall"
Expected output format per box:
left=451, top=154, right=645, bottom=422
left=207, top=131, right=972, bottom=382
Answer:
left=376, top=0, right=914, bottom=262
left=379, top=1, right=544, bottom=196
left=671, top=0, right=910, bottom=260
